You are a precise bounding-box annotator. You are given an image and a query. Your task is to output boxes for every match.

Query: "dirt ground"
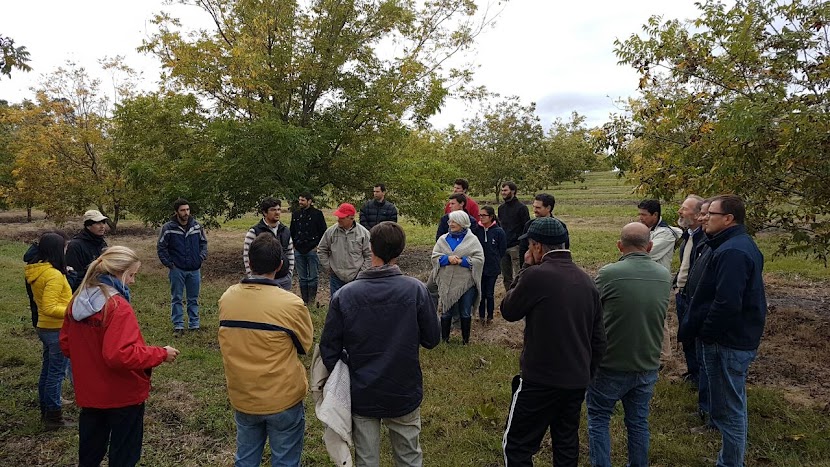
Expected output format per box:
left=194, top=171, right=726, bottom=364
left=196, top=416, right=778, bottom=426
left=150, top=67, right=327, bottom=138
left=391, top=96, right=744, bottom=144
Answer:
left=5, top=214, right=830, bottom=408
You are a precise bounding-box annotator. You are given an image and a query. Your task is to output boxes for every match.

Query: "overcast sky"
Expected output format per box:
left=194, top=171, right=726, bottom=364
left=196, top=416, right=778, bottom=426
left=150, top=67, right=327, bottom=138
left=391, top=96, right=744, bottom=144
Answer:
left=1, top=0, right=705, bottom=128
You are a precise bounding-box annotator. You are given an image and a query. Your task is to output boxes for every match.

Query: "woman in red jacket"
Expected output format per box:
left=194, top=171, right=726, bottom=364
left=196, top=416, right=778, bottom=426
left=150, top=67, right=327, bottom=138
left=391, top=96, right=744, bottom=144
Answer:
left=60, top=246, right=180, bottom=467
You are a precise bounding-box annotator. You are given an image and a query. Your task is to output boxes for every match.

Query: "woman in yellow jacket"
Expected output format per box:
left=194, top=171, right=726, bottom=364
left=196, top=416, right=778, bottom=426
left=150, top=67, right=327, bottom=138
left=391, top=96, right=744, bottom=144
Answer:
left=24, top=232, right=73, bottom=430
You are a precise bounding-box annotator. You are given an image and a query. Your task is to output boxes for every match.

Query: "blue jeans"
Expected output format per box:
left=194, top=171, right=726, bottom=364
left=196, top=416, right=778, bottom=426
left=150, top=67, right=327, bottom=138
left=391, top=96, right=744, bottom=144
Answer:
left=294, top=251, right=319, bottom=289
left=701, top=343, right=756, bottom=467
left=587, top=368, right=658, bottom=467
left=169, top=268, right=201, bottom=330
left=442, top=286, right=476, bottom=320
left=696, top=339, right=710, bottom=419
left=478, top=274, right=498, bottom=320
left=329, top=273, right=348, bottom=298
left=234, top=402, right=305, bottom=467
left=37, top=329, right=68, bottom=411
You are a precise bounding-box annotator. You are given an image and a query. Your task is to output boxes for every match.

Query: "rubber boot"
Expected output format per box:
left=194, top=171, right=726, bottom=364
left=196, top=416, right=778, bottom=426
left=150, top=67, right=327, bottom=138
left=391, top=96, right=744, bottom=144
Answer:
left=441, top=316, right=452, bottom=343
left=300, top=285, right=309, bottom=306
left=43, top=409, right=76, bottom=431
left=308, top=285, right=318, bottom=308
left=460, top=317, right=472, bottom=345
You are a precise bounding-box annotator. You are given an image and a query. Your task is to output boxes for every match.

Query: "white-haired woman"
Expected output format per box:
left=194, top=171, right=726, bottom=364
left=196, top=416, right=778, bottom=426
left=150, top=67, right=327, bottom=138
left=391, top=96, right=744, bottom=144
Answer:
left=431, top=210, right=484, bottom=344
left=60, top=246, right=179, bottom=467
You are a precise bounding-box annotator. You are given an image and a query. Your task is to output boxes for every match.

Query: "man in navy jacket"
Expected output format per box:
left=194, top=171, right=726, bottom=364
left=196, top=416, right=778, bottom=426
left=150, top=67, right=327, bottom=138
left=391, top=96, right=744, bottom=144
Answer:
left=681, top=194, right=766, bottom=467
left=320, top=221, right=439, bottom=466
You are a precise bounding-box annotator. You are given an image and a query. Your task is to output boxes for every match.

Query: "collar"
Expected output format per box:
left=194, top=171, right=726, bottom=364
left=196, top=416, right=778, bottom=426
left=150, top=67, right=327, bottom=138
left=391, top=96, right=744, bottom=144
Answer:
left=356, top=264, right=403, bottom=280
left=705, top=224, right=746, bottom=249
left=541, top=249, right=572, bottom=261
left=260, top=218, right=281, bottom=230
left=241, top=277, right=283, bottom=287
left=618, top=251, right=651, bottom=261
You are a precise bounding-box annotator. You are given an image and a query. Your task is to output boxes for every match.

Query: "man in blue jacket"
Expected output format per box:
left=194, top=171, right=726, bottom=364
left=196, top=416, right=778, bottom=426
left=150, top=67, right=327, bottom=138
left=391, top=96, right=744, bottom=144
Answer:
left=157, top=198, right=208, bottom=337
left=681, top=194, right=766, bottom=467
left=320, top=221, right=440, bottom=467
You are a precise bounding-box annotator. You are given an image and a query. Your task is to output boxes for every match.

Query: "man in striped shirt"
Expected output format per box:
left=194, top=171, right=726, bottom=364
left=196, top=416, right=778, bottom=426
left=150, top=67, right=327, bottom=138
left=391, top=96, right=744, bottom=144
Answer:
left=243, top=197, right=295, bottom=291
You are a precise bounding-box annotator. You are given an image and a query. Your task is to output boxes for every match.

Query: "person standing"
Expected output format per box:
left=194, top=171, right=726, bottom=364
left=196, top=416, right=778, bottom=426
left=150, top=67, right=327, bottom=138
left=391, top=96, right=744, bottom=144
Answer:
left=320, top=221, right=440, bottom=467
left=219, top=233, right=313, bottom=467
left=359, top=183, right=398, bottom=230
left=317, top=203, right=372, bottom=297
left=444, top=178, right=480, bottom=219
left=501, top=217, right=606, bottom=467
left=66, top=210, right=109, bottom=291
left=243, top=197, right=294, bottom=290
left=587, top=223, right=671, bottom=467
left=157, top=198, right=208, bottom=337
left=681, top=195, right=766, bottom=467
left=674, top=195, right=705, bottom=385
left=475, top=205, right=506, bottom=324
left=290, top=192, right=328, bottom=307
left=436, top=193, right=481, bottom=240
left=498, top=181, right=530, bottom=290
left=519, top=193, right=568, bottom=267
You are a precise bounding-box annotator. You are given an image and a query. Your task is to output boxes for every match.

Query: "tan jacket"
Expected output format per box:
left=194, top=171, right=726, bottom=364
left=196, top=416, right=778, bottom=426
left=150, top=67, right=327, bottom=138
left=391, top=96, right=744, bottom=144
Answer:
left=317, top=223, right=372, bottom=282
left=218, top=279, right=313, bottom=415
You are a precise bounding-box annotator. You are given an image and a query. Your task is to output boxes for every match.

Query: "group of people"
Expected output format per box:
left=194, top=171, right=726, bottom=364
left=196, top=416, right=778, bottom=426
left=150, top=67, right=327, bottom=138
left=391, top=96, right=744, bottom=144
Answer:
left=21, top=183, right=766, bottom=467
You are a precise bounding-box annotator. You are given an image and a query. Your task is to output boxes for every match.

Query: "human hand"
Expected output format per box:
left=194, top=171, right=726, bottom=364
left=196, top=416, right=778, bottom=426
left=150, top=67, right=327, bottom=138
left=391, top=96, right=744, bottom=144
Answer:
left=164, top=346, right=180, bottom=363
left=524, top=250, right=535, bottom=266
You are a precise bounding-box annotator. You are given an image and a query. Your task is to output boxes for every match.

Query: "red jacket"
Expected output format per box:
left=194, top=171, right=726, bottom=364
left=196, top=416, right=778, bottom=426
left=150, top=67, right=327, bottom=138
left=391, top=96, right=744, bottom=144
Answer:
left=60, top=294, right=167, bottom=409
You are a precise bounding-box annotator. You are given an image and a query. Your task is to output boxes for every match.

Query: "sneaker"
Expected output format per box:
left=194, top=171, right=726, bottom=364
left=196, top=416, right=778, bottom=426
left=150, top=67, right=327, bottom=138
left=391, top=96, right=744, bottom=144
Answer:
left=61, top=397, right=74, bottom=407
left=173, top=329, right=184, bottom=338
left=188, top=327, right=202, bottom=332
left=486, top=318, right=493, bottom=325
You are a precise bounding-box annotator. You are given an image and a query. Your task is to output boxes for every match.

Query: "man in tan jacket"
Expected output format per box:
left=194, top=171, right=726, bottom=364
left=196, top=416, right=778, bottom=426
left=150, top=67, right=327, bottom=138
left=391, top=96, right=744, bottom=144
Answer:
left=317, top=203, right=372, bottom=297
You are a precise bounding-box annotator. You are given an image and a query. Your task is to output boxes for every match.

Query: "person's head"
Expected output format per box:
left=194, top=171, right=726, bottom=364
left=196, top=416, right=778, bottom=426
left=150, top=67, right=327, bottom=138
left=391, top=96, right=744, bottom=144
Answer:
left=333, top=203, right=357, bottom=229
left=677, top=195, right=704, bottom=229
left=533, top=193, right=555, bottom=218
left=453, top=178, right=469, bottom=194
left=373, top=184, right=386, bottom=201
left=369, top=221, right=406, bottom=264
left=82, top=210, right=109, bottom=237
left=520, top=217, right=569, bottom=263
left=617, top=222, right=652, bottom=254
left=248, top=233, right=285, bottom=277
left=173, top=198, right=190, bottom=224
left=637, top=199, right=661, bottom=228
left=448, top=210, right=471, bottom=233
left=501, top=181, right=517, bottom=201
left=479, top=205, right=497, bottom=227
left=698, top=199, right=712, bottom=230
left=705, top=194, right=745, bottom=235
left=37, top=232, right=67, bottom=274
left=298, top=192, right=314, bottom=209
left=259, top=197, right=282, bottom=224
left=447, top=193, right=467, bottom=212
left=75, top=246, right=141, bottom=295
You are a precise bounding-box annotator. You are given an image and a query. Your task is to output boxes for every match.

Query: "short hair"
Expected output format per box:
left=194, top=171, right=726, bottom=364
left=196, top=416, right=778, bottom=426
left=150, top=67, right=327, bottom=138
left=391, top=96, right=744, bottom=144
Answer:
left=529, top=238, right=565, bottom=252
left=369, top=221, right=406, bottom=264
left=259, top=197, right=281, bottom=214
left=298, top=191, right=314, bottom=201
left=502, top=181, right=518, bottom=193
left=374, top=183, right=386, bottom=192
left=453, top=178, right=469, bottom=191
left=534, top=193, right=555, bottom=211
left=37, top=232, right=68, bottom=274
left=173, top=197, right=190, bottom=211
left=685, top=195, right=704, bottom=213
left=637, top=199, right=661, bottom=217
left=620, top=227, right=650, bottom=249
left=711, top=194, right=746, bottom=224
left=480, top=205, right=497, bottom=223
left=448, top=193, right=467, bottom=207
left=249, top=233, right=284, bottom=275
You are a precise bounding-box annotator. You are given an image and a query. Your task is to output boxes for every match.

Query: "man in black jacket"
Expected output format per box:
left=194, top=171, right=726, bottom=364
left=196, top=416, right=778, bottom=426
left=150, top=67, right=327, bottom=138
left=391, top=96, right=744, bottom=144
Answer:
left=290, top=192, right=328, bottom=307
left=673, top=195, right=705, bottom=386
left=66, top=210, right=109, bottom=291
left=320, top=221, right=439, bottom=466
left=359, top=183, right=398, bottom=229
left=498, top=181, right=530, bottom=290
left=501, top=217, right=606, bottom=467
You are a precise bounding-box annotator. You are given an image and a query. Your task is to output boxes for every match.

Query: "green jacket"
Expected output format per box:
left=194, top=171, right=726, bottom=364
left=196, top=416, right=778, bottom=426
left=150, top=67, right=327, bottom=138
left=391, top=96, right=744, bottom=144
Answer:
left=595, top=252, right=671, bottom=372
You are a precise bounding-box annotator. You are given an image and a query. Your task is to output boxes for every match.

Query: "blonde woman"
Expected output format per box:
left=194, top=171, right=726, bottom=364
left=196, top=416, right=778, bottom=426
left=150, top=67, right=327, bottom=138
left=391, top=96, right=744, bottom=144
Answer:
left=60, top=246, right=179, bottom=467
left=431, top=210, right=484, bottom=344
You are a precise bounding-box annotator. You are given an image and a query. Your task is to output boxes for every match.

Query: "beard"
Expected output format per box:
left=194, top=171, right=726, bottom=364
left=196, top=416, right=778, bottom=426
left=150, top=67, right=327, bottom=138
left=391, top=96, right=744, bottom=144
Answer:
left=677, top=216, right=691, bottom=229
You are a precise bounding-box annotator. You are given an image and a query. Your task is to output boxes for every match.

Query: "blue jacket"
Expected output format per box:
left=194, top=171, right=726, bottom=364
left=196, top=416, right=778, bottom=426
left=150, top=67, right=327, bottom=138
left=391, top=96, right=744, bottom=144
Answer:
left=157, top=217, right=208, bottom=271
left=319, top=265, right=440, bottom=418
left=475, top=223, right=507, bottom=276
left=681, top=225, right=767, bottom=350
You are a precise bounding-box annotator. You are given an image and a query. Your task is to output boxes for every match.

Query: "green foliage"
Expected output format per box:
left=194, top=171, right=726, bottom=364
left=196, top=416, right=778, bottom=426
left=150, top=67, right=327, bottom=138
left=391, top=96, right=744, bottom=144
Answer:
left=599, top=0, right=830, bottom=263
left=0, top=35, right=31, bottom=78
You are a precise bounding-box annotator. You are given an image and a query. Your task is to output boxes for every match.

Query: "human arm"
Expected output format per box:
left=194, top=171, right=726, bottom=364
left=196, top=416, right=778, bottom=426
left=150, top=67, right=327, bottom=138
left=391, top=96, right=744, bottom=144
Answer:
left=359, top=202, right=370, bottom=229
left=499, top=267, right=536, bottom=322
left=286, top=236, right=295, bottom=275
left=389, top=203, right=398, bottom=223
left=64, top=241, right=87, bottom=290
left=242, top=228, right=256, bottom=276
left=317, top=229, right=332, bottom=271
left=101, top=299, right=169, bottom=370
left=157, top=225, right=173, bottom=268
left=700, top=249, right=752, bottom=341
left=59, top=314, right=71, bottom=358
left=319, top=296, right=344, bottom=372
left=39, top=271, right=71, bottom=319
left=417, top=283, right=440, bottom=349
left=199, top=224, right=208, bottom=261
left=589, top=292, right=607, bottom=379
left=361, top=230, right=372, bottom=271
left=436, top=216, right=449, bottom=241
left=649, top=229, right=676, bottom=268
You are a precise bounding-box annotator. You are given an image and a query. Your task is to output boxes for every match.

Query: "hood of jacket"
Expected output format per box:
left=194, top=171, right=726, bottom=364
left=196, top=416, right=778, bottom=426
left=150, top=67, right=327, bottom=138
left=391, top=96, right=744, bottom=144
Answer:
left=72, top=285, right=119, bottom=320
left=74, top=227, right=106, bottom=246
left=25, top=262, right=56, bottom=284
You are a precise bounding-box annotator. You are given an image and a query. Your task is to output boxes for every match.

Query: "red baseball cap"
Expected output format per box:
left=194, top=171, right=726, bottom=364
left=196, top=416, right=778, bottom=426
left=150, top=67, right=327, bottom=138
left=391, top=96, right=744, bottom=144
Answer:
left=333, top=203, right=357, bottom=218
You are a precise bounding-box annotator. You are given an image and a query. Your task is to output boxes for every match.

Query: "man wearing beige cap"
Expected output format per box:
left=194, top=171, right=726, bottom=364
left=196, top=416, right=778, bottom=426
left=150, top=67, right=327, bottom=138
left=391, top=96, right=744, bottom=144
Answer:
left=317, top=203, right=371, bottom=297
left=66, top=210, right=109, bottom=291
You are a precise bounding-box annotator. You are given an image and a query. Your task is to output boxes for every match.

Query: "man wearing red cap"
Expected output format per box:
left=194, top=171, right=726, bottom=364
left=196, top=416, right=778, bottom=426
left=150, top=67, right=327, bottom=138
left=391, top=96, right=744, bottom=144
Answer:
left=317, top=203, right=372, bottom=297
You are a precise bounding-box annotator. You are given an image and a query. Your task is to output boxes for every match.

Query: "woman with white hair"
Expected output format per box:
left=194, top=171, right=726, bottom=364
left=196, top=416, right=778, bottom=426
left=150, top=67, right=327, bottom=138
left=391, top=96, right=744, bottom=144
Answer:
left=431, top=210, right=484, bottom=344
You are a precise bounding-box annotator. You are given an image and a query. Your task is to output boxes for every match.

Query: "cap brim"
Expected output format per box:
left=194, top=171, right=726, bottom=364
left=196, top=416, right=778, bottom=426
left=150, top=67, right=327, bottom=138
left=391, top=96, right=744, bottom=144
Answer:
left=518, top=232, right=529, bottom=241
left=92, top=216, right=108, bottom=222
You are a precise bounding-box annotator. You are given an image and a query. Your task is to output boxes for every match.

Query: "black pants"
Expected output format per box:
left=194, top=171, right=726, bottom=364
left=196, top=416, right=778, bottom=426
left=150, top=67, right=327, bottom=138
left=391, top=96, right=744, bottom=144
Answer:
left=79, top=403, right=145, bottom=467
left=503, top=376, right=585, bottom=467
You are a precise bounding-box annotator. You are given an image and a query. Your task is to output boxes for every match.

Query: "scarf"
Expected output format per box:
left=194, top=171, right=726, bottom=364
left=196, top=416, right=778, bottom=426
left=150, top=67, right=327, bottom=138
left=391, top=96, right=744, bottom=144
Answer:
left=99, top=274, right=131, bottom=303
left=431, top=229, right=484, bottom=312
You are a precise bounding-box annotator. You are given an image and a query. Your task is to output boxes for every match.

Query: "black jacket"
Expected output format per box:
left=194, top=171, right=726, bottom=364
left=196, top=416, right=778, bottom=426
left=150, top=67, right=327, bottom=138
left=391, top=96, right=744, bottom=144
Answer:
left=498, top=197, right=530, bottom=247
left=320, top=265, right=440, bottom=418
left=475, top=223, right=507, bottom=276
left=65, top=229, right=108, bottom=291
left=359, top=199, right=398, bottom=230
left=290, top=206, right=328, bottom=254
left=24, top=243, right=39, bottom=327
left=501, top=251, right=606, bottom=388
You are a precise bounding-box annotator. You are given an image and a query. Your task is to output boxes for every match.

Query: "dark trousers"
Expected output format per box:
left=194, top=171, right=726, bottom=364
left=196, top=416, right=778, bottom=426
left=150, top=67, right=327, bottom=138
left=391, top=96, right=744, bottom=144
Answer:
left=79, top=403, right=145, bottom=467
left=676, top=291, right=700, bottom=381
left=478, top=274, right=499, bottom=319
left=503, top=376, right=585, bottom=467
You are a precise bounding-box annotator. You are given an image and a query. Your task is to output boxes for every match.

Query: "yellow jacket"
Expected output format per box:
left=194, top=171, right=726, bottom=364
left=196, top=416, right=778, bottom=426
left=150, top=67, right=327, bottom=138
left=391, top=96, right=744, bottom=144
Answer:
left=25, top=262, right=72, bottom=329
left=218, top=278, right=313, bottom=415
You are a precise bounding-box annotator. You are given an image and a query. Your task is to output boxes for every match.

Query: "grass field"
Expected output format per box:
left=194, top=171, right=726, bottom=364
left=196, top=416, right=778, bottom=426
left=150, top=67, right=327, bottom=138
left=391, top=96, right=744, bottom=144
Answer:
left=1, top=172, right=829, bottom=466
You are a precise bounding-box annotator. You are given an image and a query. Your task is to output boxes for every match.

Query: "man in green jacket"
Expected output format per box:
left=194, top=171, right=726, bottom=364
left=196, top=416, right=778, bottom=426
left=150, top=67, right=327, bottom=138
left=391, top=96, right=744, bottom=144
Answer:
left=587, top=222, right=671, bottom=467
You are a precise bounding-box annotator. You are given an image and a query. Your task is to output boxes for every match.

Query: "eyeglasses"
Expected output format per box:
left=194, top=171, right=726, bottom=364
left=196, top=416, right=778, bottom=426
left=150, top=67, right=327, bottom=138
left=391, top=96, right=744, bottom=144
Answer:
left=479, top=214, right=490, bottom=217
left=705, top=211, right=729, bottom=217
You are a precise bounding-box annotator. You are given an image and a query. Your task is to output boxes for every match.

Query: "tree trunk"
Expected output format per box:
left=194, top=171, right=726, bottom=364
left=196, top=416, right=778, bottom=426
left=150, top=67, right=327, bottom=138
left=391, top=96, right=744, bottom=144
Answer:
left=26, top=204, right=32, bottom=222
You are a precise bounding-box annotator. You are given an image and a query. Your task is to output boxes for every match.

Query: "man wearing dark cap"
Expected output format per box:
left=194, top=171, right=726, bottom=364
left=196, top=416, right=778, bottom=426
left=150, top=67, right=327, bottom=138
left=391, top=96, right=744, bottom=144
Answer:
left=317, top=203, right=372, bottom=297
left=66, top=210, right=109, bottom=291
left=501, top=217, right=606, bottom=467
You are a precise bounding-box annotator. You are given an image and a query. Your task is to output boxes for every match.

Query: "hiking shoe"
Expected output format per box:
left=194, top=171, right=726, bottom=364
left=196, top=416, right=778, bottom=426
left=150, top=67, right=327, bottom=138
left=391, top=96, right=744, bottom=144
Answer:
left=173, top=329, right=184, bottom=338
